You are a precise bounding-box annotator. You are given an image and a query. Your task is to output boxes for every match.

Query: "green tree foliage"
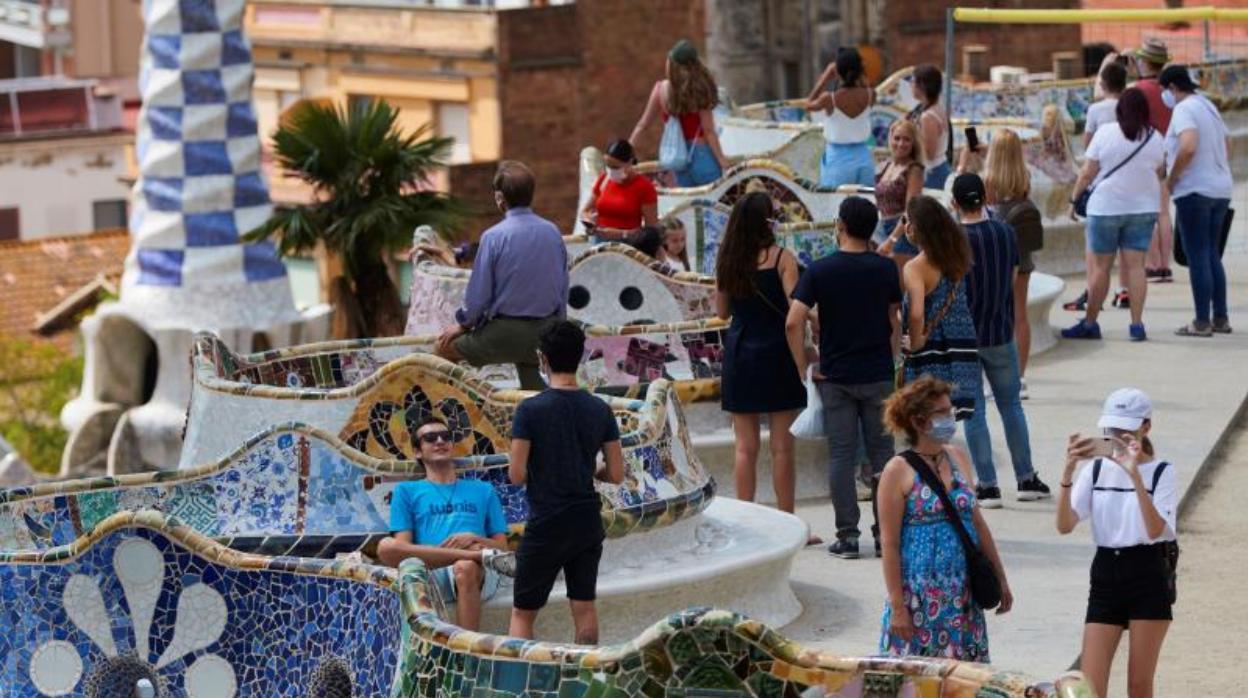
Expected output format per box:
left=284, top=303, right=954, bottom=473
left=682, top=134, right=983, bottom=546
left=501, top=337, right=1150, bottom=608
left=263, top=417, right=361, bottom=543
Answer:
left=0, top=335, right=83, bottom=474
left=246, top=99, right=468, bottom=338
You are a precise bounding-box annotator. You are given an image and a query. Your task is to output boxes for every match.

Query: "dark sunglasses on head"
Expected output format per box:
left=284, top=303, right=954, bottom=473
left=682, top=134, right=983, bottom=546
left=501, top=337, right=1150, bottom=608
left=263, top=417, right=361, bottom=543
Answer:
left=419, top=431, right=453, bottom=444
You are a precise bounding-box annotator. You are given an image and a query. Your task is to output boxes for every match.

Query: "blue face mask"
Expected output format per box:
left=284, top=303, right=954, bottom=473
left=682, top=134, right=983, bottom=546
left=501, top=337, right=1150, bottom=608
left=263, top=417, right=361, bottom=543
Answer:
left=927, top=415, right=958, bottom=444
left=1162, top=89, right=1177, bottom=110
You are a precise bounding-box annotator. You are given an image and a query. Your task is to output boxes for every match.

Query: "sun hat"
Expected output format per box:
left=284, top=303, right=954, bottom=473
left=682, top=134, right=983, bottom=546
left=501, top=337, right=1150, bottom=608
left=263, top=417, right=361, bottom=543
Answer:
left=668, top=39, right=699, bottom=66
left=1131, top=37, right=1170, bottom=65
left=1097, top=388, right=1153, bottom=432
left=1158, top=64, right=1199, bottom=93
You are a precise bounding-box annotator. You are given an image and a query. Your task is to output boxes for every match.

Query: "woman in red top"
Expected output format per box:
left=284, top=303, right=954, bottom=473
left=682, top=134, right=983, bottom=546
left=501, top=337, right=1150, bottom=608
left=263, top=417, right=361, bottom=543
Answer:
left=629, top=39, right=731, bottom=188
left=580, top=139, right=658, bottom=242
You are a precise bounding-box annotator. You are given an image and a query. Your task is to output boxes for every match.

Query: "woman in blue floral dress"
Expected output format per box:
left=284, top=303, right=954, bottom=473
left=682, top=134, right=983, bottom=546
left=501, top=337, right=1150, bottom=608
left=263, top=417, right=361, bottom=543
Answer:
left=877, top=376, right=1013, bottom=661
left=900, top=195, right=981, bottom=420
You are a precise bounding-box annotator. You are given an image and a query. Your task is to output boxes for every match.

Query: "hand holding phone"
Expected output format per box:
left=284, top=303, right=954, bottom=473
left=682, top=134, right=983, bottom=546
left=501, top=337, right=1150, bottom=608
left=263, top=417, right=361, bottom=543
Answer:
left=964, top=126, right=981, bottom=153
left=1088, top=437, right=1116, bottom=459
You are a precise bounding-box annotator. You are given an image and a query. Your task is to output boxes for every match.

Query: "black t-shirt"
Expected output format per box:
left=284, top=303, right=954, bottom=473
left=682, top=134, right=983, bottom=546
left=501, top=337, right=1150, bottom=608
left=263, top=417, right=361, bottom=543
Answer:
left=511, top=388, right=620, bottom=524
left=791, top=250, right=901, bottom=384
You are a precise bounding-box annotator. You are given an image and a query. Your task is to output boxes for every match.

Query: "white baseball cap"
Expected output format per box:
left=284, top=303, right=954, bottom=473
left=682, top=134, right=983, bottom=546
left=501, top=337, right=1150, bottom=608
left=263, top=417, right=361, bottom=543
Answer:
left=1097, top=388, right=1153, bottom=431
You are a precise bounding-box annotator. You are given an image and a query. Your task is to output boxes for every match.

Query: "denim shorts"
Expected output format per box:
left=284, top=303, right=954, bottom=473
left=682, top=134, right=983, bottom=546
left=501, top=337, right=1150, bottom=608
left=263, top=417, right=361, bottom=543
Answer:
left=924, top=161, right=952, bottom=190
left=820, top=142, right=875, bottom=189
left=432, top=562, right=501, bottom=604
left=874, top=215, right=920, bottom=256
left=1086, top=213, right=1158, bottom=254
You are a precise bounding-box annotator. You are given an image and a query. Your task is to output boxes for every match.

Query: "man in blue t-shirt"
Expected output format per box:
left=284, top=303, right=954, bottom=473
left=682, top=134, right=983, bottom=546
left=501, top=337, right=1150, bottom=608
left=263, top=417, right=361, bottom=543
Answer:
left=951, top=173, right=1050, bottom=508
left=508, top=320, right=625, bottom=644
left=377, top=418, right=509, bottom=631
left=786, top=196, right=901, bottom=559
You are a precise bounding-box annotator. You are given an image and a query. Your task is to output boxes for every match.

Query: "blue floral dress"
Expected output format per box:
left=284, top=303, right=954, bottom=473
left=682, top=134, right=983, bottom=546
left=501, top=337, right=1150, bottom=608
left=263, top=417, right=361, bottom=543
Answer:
left=879, top=467, right=990, bottom=662
left=902, top=275, right=981, bottom=420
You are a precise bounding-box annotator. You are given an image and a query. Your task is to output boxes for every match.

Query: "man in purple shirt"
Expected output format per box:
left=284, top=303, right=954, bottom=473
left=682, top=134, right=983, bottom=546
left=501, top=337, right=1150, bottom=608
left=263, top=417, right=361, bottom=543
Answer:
left=434, top=161, right=568, bottom=389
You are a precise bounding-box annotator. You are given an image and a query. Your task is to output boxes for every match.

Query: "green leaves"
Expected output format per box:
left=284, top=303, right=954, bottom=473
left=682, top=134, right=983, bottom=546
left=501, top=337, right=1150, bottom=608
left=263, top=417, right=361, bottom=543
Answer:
left=245, top=98, right=469, bottom=278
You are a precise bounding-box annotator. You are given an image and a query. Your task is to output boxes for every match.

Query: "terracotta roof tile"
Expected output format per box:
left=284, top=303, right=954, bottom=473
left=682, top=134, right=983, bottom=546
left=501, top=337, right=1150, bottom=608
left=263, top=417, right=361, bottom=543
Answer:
left=0, top=229, right=131, bottom=350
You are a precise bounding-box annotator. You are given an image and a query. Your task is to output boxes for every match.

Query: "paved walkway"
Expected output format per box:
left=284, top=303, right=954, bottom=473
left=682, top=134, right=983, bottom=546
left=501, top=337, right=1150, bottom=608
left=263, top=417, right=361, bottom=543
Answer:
left=779, top=235, right=1248, bottom=678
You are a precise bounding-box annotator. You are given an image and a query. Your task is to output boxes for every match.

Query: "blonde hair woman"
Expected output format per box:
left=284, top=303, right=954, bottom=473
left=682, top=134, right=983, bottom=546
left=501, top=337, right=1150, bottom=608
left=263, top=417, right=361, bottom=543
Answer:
left=983, top=129, right=1043, bottom=389
left=875, top=119, right=926, bottom=265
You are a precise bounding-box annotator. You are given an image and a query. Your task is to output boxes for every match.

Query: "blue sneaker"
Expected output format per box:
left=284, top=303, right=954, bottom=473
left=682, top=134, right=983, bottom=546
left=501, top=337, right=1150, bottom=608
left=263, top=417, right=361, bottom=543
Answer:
left=1061, top=318, right=1102, bottom=339
left=1129, top=323, right=1147, bottom=342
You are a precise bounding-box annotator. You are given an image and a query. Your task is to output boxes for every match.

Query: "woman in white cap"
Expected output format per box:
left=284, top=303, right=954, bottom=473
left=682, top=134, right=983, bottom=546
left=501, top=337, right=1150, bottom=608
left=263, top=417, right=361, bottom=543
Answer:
left=1056, top=387, right=1177, bottom=698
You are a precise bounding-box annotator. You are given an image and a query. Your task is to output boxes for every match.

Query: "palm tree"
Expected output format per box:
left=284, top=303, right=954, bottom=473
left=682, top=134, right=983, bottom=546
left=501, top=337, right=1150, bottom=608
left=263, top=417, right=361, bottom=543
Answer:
left=247, top=99, right=467, bottom=338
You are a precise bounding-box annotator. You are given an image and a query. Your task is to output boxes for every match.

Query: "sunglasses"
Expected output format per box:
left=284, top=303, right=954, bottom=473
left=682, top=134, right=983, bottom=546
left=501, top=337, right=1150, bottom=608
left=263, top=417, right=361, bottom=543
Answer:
left=419, top=430, right=453, bottom=444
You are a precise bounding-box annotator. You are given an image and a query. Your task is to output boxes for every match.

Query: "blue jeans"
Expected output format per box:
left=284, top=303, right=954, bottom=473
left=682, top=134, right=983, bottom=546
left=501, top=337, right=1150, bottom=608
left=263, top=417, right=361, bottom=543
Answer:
left=924, top=161, right=951, bottom=190
left=1086, top=212, right=1158, bottom=254
left=1174, top=193, right=1230, bottom=324
left=674, top=142, right=723, bottom=188
left=820, top=142, right=875, bottom=188
left=963, top=341, right=1034, bottom=487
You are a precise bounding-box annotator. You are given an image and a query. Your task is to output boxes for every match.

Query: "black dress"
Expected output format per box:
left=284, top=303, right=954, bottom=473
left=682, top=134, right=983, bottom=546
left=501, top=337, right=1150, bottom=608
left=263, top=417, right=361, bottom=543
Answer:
left=721, top=249, right=807, bottom=414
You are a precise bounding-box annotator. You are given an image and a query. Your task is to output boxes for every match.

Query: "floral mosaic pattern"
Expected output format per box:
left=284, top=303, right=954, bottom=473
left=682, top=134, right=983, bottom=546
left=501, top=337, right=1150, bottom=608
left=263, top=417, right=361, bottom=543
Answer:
left=0, top=514, right=399, bottom=697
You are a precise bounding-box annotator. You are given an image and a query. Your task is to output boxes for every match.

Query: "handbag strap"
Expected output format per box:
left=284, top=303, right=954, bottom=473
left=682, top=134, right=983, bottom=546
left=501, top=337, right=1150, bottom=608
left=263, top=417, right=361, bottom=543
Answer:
left=900, top=450, right=981, bottom=559
left=1092, top=128, right=1153, bottom=188
left=924, top=278, right=961, bottom=337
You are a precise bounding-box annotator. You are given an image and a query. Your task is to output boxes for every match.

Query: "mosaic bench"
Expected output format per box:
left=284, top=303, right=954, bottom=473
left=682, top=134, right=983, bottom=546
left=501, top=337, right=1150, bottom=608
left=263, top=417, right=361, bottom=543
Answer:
left=0, top=511, right=1091, bottom=697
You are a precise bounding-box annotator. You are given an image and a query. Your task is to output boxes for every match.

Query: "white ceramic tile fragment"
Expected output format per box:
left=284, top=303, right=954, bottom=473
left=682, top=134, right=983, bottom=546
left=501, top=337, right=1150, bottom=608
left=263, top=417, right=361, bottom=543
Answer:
left=29, top=640, right=83, bottom=696
left=185, top=653, right=237, bottom=698
left=63, top=574, right=117, bottom=658
left=115, top=537, right=165, bottom=662
left=156, top=583, right=228, bottom=669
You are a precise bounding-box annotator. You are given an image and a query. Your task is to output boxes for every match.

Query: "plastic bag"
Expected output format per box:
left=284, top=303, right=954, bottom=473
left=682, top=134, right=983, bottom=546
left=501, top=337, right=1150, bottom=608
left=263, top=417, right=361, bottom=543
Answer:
left=789, top=366, right=825, bottom=440
left=657, top=116, right=690, bottom=172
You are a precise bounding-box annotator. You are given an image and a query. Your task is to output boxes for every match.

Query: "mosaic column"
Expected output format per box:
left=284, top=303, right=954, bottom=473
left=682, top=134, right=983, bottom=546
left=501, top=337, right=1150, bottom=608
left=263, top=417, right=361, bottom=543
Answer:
left=123, top=0, right=297, bottom=329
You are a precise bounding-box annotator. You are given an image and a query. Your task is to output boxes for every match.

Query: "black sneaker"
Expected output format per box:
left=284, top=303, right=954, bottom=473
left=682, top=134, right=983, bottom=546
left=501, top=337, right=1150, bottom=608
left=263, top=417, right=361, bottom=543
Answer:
left=976, top=485, right=1003, bottom=509
left=1062, top=289, right=1089, bottom=312
left=1112, top=288, right=1130, bottom=309
left=827, top=538, right=860, bottom=559
left=1017, top=475, right=1052, bottom=501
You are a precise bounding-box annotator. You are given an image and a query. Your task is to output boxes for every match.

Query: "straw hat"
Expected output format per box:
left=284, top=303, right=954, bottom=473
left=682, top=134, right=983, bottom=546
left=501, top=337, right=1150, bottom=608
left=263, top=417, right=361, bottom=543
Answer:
left=1131, top=38, right=1170, bottom=65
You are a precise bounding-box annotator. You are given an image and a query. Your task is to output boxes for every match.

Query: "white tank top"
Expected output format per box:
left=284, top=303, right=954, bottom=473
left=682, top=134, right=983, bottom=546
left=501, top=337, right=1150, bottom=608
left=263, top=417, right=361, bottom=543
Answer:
left=921, top=108, right=948, bottom=170
left=819, top=105, right=872, bottom=145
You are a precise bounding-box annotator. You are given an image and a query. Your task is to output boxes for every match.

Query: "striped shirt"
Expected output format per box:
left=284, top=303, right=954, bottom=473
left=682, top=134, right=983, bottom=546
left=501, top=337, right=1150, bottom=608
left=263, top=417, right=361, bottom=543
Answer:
left=963, top=218, right=1019, bottom=348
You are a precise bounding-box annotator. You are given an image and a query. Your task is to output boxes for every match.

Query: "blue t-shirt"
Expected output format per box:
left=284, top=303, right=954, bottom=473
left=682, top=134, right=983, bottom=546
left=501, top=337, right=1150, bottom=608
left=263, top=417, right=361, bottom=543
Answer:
left=388, top=479, right=508, bottom=546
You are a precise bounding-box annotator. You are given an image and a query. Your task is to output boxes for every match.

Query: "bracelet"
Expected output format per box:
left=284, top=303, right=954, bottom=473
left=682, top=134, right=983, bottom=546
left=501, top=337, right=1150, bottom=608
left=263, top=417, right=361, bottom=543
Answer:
left=1060, top=481, right=1073, bottom=488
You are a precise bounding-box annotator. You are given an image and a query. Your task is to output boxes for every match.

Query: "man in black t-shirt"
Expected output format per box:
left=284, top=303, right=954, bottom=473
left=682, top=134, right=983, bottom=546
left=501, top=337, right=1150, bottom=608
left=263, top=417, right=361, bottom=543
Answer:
left=785, top=196, right=901, bottom=559
left=508, top=320, right=625, bottom=644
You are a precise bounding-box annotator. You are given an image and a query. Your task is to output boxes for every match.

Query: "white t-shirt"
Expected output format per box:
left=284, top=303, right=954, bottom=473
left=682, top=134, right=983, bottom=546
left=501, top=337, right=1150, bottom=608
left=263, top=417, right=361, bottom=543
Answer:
left=1084, top=97, right=1118, bottom=137
left=1085, top=123, right=1165, bottom=216
left=1166, top=94, right=1234, bottom=200
left=1071, top=457, right=1178, bottom=548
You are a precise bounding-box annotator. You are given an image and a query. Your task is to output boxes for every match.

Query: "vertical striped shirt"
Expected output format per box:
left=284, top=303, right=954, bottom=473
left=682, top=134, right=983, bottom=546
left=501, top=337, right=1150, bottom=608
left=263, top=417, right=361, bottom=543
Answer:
left=963, top=218, right=1019, bottom=348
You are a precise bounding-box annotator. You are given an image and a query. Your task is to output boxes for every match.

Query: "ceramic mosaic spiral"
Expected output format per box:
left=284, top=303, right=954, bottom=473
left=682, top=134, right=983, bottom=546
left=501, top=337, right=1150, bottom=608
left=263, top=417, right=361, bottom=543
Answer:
left=123, top=0, right=298, bottom=329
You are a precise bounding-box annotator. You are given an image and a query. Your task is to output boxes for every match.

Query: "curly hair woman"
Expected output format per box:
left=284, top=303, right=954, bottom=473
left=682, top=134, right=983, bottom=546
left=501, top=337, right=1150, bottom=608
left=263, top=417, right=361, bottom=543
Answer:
left=630, top=39, right=731, bottom=187
left=877, top=376, right=1013, bottom=661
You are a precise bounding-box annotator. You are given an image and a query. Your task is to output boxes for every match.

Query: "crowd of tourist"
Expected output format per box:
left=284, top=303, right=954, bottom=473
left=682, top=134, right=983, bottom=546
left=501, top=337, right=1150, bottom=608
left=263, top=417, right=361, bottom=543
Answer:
left=382, top=36, right=1222, bottom=696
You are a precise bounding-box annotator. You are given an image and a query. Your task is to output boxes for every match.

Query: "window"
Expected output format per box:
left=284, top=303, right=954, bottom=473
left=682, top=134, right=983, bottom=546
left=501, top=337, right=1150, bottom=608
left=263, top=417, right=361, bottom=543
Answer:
left=0, top=207, right=18, bottom=241
left=437, top=103, right=471, bottom=164
left=92, top=200, right=128, bottom=231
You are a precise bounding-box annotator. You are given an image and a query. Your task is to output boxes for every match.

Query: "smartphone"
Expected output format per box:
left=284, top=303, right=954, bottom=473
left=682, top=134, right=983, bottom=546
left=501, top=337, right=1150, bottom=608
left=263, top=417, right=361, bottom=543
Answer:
left=1089, top=437, right=1116, bottom=459
left=964, top=126, right=980, bottom=152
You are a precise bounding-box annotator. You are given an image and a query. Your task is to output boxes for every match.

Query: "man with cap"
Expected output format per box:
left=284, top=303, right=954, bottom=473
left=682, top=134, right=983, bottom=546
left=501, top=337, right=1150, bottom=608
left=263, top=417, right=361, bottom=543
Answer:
left=950, top=173, right=1050, bottom=508
left=1131, top=37, right=1177, bottom=284
left=580, top=139, right=658, bottom=243
left=1160, top=64, right=1234, bottom=337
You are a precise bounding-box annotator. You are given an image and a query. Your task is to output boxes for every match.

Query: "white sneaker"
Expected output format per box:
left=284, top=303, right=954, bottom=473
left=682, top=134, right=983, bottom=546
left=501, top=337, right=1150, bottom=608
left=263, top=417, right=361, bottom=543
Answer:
left=481, top=548, right=516, bottom=577
left=1019, top=378, right=1029, bottom=400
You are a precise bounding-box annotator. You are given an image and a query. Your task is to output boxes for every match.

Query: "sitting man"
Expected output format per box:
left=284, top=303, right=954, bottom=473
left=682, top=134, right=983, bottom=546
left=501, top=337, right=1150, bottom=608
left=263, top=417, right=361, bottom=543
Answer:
left=434, top=160, right=568, bottom=390
left=377, top=418, right=510, bottom=631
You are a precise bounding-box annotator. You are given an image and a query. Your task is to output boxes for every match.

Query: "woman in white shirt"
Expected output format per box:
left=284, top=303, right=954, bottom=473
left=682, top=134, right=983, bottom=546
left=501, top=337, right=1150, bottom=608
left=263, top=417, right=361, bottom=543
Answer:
left=1056, top=387, right=1177, bottom=698
left=1064, top=88, right=1165, bottom=343
left=806, top=48, right=875, bottom=188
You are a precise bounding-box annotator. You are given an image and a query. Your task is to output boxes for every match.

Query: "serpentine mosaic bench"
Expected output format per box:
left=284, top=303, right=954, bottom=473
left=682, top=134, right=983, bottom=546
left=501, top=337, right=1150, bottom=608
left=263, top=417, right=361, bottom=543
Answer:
left=0, top=511, right=1091, bottom=697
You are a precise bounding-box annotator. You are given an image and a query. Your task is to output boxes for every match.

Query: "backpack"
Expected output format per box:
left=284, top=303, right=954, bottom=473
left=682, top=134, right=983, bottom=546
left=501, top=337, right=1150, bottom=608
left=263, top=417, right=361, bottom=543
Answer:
left=1092, top=459, right=1179, bottom=604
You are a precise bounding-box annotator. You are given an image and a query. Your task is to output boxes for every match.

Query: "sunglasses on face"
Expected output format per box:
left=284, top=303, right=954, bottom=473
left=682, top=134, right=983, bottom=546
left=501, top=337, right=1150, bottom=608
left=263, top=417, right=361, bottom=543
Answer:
left=419, top=430, right=453, bottom=444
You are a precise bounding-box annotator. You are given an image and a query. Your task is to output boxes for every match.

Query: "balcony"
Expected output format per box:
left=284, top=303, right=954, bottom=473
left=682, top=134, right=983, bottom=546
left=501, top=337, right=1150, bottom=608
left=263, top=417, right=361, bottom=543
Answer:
left=0, top=77, right=122, bottom=140
left=0, top=0, right=70, bottom=50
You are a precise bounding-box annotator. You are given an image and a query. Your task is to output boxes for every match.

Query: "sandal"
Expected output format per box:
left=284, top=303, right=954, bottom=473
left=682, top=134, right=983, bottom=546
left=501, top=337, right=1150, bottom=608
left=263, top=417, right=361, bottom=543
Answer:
left=1175, top=323, right=1213, bottom=338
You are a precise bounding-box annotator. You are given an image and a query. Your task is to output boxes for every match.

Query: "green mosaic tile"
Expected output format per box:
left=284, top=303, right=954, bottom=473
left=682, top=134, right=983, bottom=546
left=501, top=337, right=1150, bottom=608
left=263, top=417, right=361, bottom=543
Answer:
left=747, top=670, right=785, bottom=698
left=666, top=632, right=700, bottom=665
left=681, top=658, right=746, bottom=690
left=74, top=490, right=117, bottom=532
left=641, top=646, right=672, bottom=681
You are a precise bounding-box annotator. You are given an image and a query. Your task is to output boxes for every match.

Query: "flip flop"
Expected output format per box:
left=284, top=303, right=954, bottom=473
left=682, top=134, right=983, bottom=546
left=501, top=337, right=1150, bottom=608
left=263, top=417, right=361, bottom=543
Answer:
left=1175, top=323, right=1213, bottom=338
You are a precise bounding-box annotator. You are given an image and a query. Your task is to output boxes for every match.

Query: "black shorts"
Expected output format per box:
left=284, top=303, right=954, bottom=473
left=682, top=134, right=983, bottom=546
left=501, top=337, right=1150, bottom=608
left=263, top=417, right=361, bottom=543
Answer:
left=513, top=506, right=604, bottom=611
left=1086, top=544, right=1173, bottom=627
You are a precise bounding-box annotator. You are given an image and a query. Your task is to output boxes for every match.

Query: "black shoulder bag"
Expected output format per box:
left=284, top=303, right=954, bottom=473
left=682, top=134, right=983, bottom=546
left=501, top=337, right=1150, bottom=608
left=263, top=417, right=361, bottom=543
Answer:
left=901, top=450, right=1003, bottom=610
left=1074, top=128, right=1153, bottom=218
left=1092, top=459, right=1179, bottom=604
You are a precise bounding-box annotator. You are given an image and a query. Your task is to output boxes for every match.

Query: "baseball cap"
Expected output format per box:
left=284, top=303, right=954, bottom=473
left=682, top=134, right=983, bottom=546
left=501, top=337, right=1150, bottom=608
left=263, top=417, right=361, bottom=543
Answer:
left=1159, top=64, right=1199, bottom=93
left=951, top=172, right=986, bottom=209
left=1097, top=388, right=1153, bottom=431
left=604, top=139, right=636, bottom=164
left=669, top=39, right=699, bottom=66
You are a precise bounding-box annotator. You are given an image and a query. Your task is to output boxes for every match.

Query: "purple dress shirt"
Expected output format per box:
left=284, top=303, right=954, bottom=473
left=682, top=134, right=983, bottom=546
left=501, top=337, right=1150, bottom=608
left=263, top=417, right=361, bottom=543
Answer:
left=455, top=207, right=569, bottom=328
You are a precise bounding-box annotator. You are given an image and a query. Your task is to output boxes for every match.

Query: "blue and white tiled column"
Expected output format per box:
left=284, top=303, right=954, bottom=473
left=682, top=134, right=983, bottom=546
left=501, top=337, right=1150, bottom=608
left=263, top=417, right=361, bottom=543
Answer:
left=123, top=0, right=297, bottom=329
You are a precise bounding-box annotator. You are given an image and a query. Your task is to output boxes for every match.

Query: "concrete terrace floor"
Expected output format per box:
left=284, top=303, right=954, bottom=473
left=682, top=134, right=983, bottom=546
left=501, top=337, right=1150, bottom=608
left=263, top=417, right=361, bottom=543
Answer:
left=777, top=227, right=1248, bottom=679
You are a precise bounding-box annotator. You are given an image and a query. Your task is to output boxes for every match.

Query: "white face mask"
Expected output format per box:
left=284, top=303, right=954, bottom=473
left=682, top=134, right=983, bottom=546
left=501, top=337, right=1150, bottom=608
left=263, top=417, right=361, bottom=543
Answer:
left=607, top=167, right=628, bottom=183
left=1162, top=89, right=1177, bottom=109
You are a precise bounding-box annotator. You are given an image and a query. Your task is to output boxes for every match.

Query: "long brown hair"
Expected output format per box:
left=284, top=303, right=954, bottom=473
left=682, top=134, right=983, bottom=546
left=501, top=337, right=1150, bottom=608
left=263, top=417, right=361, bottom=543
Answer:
left=906, top=195, right=971, bottom=281
left=715, top=192, right=775, bottom=298
left=667, top=58, right=719, bottom=114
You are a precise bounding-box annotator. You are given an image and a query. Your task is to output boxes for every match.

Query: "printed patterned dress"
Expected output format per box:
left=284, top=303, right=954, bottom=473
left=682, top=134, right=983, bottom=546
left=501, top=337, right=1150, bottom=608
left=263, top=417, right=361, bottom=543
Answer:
left=879, top=467, right=990, bottom=662
left=903, top=276, right=981, bottom=420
